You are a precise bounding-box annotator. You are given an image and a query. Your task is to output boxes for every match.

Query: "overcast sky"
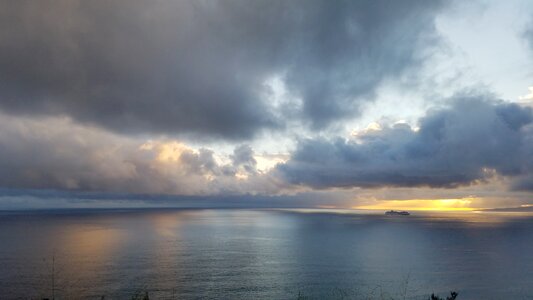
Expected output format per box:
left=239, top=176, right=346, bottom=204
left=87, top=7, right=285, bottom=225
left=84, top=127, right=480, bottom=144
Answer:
left=1, top=0, right=533, bottom=210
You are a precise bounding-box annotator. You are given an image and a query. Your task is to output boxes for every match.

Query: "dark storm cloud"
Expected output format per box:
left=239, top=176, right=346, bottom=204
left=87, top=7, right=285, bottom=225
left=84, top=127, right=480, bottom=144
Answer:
left=278, top=94, right=533, bottom=189
left=0, top=0, right=445, bottom=139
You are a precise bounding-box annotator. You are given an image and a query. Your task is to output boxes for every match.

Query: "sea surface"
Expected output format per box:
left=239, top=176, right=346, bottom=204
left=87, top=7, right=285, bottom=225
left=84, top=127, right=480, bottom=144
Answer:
left=0, top=208, right=532, bottom=299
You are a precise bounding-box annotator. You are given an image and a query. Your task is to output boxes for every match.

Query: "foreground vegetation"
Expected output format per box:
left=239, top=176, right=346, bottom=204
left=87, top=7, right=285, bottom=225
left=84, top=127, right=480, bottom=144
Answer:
left=293, top=290, right=459, bottom=300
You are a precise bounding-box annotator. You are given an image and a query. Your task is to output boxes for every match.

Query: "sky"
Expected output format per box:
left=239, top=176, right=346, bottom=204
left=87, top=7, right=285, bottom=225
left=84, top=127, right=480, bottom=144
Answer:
left=1, top=0, right=533, bottom=210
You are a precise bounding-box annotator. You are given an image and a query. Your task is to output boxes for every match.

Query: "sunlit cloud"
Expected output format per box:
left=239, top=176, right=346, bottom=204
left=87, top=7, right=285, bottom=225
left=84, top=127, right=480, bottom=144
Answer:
left=518, top=86, right=533, bottom=101
left=350, top=122, right=383, bottom=137
left=255, top=153, right=289, bottom=173
left=141, top=141, right=191, bottom=162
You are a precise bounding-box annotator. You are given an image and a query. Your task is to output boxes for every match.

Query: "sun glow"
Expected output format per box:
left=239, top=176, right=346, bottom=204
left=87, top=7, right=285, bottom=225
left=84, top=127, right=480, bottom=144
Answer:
left=354, top=197, right=479, bottom=211
left=255, top=153, right=289, bottom=173
left=350, top=122, right=383, bottom=137
left=151, top=141, right=191, bottom=162
left=519, top=86, right=533, bottom=101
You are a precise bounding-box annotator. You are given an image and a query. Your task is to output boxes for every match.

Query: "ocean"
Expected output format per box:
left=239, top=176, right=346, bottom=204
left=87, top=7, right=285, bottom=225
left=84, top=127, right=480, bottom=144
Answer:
left=0, top=209, right=532, bottom=299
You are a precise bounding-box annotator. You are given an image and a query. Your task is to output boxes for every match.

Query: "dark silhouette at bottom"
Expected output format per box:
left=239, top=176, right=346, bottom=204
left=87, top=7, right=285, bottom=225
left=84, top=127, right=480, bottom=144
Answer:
left=429, top=291, right=458, bottom=300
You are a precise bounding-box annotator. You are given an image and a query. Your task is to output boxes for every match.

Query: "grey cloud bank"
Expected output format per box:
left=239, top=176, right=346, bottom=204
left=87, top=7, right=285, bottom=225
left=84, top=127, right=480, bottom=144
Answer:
left=0, top=114, right=283, bottom=195
left=0, top=187, right=357, bottom=210
left=0, top=0, right=445, bottom=139
left=278, top=95, right=533, bottom=190
left=2, top=94, right=533, bottom=200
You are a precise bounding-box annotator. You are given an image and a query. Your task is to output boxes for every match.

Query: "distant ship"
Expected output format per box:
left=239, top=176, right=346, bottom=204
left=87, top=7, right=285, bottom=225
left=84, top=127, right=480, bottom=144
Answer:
left=385, top=210, right=410, bottom=216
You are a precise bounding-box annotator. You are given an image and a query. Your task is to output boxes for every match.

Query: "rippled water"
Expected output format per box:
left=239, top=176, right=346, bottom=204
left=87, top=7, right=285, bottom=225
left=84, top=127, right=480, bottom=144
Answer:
left=0, top=209, right=532, bottom=299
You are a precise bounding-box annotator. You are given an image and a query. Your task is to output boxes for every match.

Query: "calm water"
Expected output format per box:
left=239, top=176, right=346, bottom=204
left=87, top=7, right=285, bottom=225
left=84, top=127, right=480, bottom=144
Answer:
left=0, top=209, right=532, bottom=299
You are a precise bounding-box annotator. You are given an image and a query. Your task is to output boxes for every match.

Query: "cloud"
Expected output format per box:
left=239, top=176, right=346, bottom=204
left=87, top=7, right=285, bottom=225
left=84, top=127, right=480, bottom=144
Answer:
left=0, top=188, right=350, bottom=210
left=231, top=145, right=258, bottom=175
left=278, top=93, right=533, bottom=190
left=519, top=87, right=533, bottom=101
left=1, top=94, right=532, bottom=208
left=0, top=113, right=285, bottom=195
left=0, top=0, right=446, bottom=139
